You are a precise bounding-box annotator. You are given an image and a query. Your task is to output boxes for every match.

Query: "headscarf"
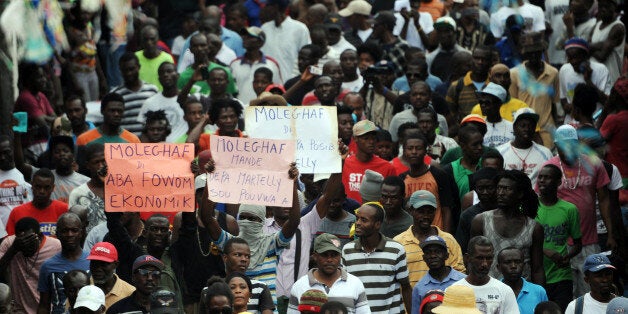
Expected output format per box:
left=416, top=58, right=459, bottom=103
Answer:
left=236, top=204, right=275, bottom=269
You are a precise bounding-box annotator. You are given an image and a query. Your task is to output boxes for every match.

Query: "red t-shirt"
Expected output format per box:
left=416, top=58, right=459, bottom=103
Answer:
left=6, top=200, right=68, bottom=236
left=14, top=90, right=55, bottom=146
left=301, top=89, right=350, bottom=106
left=600, top=110, right=628, bottom=178
left=342, top=155, right=396, bottom=203
left=391, top=157, right=409, bottom=175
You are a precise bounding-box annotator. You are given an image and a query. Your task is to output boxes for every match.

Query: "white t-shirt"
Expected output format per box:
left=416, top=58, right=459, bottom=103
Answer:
left=544, top=0, right=569, bottom=65
left=318, top=46, right=342, bottom=68
left=331, top=37, right=356, bottom=53
left=559, top=59, right=611, bottom=123
left=393, top=11, right=434, bottom=50
left=137, top=92, right=187, bottom=143
left=357, top=28, right=373, bottom=42
left=0, top=168, right=32, bottom=228
left=178, top=44, right=237, bottom=73
left=596, top=164, right=623, bottom=233
left=454, top=278, right=520, bottom=314
left=484, top=120, right=514, bottom=148
left=171, top=35, right=186, bottom=56
left=261, top=16, right=311, bottom=81
left=50, top=170, right=89, bottom=203
left=490, top=3, right=546, bottom=38
left=565, top=292, right=610, bottom=314
left=342, top=75, right=364, bottom=93
left=497, top=141, right=553, bottom=187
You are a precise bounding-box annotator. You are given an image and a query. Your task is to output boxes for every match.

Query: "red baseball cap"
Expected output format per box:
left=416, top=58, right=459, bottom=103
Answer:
left=87, top=242, right=118, bottom=263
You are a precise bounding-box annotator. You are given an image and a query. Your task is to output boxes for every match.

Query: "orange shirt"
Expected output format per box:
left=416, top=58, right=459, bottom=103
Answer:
left=419, top=1, right=444, bottom=21
left=76, top=128, right=140, bottom=146
left=198, top=129, right=244, bottom=152
left=403, top=171, right=443, bottom=228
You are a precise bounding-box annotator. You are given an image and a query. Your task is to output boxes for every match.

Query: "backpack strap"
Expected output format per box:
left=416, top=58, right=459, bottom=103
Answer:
left=575, top=295, right=585, bottom=314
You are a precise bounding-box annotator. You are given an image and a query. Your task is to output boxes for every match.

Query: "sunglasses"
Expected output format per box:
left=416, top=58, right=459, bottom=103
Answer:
left=135, top=269, right=161, bottom=278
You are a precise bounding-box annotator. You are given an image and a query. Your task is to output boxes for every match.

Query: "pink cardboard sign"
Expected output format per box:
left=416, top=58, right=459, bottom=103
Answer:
left=207, top=135, right=295, bottom=206
left=104, top=143, right=195, bottom=212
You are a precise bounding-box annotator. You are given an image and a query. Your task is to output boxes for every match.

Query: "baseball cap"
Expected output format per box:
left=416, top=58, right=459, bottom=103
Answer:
left=264, top=84, right=286, bottom=94
left=520, top=32, right=547, bottom=54
left=419, top=235, right=448, bottom=250
left=564, top=37, right=589, bottom=52
left=338, top=0, right=372, bottom=17
left=553, top=124, right=578, bottom=143
left=353, top=120, right=378, bottom=137
left=432, top=285, right=481, bottom=314
left=49, top=135, right=75, bottom=152
left=420, top=290, right=445, bottom=314
left=314, top=233, right=342, bottom=254
left=241, top=26, right=266, bottom=42
left=132, top=255, right=165, bottom=272
left=87, top=242, right=118, bottom=263
left=513, top=108, right=540, bottom=125
left=151, top=288, right=180, bottom=314
left=408, top=190, right=437, bottom=209
left=606, top=297, right=628, bottom=314
left=324, top=13, right=343, bottom=30
left=434, top=17, right=456, bottom=31
left=74, top=285, right=105, bottom=311
left=476, top=82, right=507, bottom=103
left=583, top=253, right=616, bottom=273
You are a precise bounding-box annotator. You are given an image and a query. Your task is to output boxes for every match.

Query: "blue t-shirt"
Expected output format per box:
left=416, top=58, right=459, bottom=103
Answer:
left=503, top=278, right=548, bottom=314
left=38, top=251, right=90, bottom=314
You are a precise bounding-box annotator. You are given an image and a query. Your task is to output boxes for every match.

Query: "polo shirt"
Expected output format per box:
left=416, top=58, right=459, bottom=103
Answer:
left=393, top=226, right=466, bottom=287
left=288, top=268, right=370, bottom=314
left=342, top=233, right=410, bottom=314
left=230, top=54, right=283, bottom=105
left=504, top=278, right=548, bottom=314
left=102, top=274, right=136, bottom=309
left=412, top=267, right=466, bottom=314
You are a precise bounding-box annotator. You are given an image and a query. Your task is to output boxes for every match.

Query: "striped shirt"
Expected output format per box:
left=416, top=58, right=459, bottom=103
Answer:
left=111, top=83, right=158, bottom=135
left=214, top=229, right=291, bottom=305
left=248, top=280, right=275, bottom=314
left=288, top=268, right=371, bottom=314
left=342, top=234, right=410, bottom=314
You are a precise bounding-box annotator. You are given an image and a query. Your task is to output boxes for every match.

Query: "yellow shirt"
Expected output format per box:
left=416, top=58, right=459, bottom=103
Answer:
left=393, top=226, right=466, bottom=287
left=470, top=97, right=529, bottom=122
left=104, top=275, right=136, bottom=309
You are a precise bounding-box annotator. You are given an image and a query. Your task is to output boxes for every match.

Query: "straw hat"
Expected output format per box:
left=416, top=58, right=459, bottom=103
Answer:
left=431, top=285, right=481, bottom=314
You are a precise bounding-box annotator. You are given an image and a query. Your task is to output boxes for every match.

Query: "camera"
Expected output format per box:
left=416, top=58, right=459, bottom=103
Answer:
left=363, top=65, right=391, bottom=80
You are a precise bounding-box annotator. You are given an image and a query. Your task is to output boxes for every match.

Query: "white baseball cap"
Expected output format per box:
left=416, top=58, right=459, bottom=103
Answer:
left=74, top=286, right=105, bottom=311
left=339, top=0, right=372, bottom=17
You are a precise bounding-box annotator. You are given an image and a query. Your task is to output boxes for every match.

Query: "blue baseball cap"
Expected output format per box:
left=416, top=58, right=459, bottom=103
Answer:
left=583, top=254, right=616, bottom=273
left=420, top=235, right=447, bottom=250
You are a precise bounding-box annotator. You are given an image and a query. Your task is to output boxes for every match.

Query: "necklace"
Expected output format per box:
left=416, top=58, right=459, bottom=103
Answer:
left=559, top=158, right=581, bottom=190
left=510, top=143, right=533, bottom=172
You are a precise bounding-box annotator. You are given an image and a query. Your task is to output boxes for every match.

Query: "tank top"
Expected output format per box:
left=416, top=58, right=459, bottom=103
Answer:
left=591, top=20, right=625, bottom=84
left=481, top=209, right=537, bottom=280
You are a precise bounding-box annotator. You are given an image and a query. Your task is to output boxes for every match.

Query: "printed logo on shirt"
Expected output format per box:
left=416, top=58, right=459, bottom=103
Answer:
left=542, top=222, right=568, bottom=245
left=40, top=223, right=57, bottom=236
left=348, top=173, right=363, bottom=192
left=0, top=180, right=29, bottom=206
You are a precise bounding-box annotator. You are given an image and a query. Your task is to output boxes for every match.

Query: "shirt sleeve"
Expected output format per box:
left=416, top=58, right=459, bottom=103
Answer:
left=502, top=284, right=521, bottom=314
left=411, top=285, right=421, bottom=314
left=355, top=284, right=371, bottom=314
left=258, top=284, right=275, bottom=311
left=394, top=244, right=410, bottom=285
left=37, top=262, right=51, bottom=292
left=594, top=162, right=611, bottom=189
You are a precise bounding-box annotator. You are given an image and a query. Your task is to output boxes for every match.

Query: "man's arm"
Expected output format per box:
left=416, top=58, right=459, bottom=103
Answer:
left=177, top=64, right=204, bottom=106
left=284, top=68, right=315, bottom=104
left=530, top=222, right=546, bottom=286
left=469, top=214, right=485, bottom=238
left=37, top=292, right=51, bottom=314
left=280, top=164, right=301, bottom=239
left=597, top=187, right=617, bottom=250
left=441, top=205, right=451, bottom=233
left=401, top=281, right=412, bottom=314
left=589, top=24, right=625, bottom=62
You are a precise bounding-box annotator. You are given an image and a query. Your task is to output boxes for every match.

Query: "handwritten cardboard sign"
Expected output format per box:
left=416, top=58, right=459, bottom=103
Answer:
left=244, top=106, right=340, bottom=174
left=207, top=135, right=295, bottom=206
left=104, top=143, right=195, bottom=212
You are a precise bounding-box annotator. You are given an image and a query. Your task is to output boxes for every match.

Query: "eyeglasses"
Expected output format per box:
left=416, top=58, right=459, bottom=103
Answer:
left=135, top=269, right=161, bottom=278
left=208, top=307, right=233, bottom=314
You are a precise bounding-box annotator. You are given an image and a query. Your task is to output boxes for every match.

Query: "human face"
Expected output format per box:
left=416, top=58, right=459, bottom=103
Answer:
left=327, top=194, right=347, bottom=219
left=461, top=132, right=483, bottom=161
left=491, top=69, right=511, bottom=89
left=474, top=178, right=496, bottom=205
left=207, top=296, right=232, bottom=314
left=327, top=27, right=342, bottom=45
left=184, top=102, right=203, bottom=127
left=207, top=35, right=223, bottom=59
left=523, top=50, right=543, bottom=67
left=208, top=70, right=228, bottom=95
left=481, top=158, right=502, bottom=169
left=146, top=217, right=170, bottom=250
left=224, top=243, right=251, bottom=273
left=496, top=177, right=520, bottom=209
left=314, top=77, right=336, bottom=104
left=570, top=0, right=591, bottom=16
left=65, top=99, right=87, bottom=129
left=238, top=212, right=263, bottom=223
left=344, top=94, right=365, bottom=117
left=0, top=140, right=15, bottom=170
left=566, top=48, right=587, bottom=74
left=537, top=166, right=561, bottom=196
left=32, top=176, right=54, bottom=206
left=497, top=249, right=523, bottom=282
left=298, top=49, right=318, bottom=73
left=405, top=65, right=424, bottom=86
left=102, top=101, right=124, bottom=128
left=141, top=28, right=159, bottom=54
left=226, top=10, right=247, bottom=32
left=314, top=250, right=341, bottom=276
left=52, top=142, right=74, bottom=170
left=585, top=269, right=614, bottom=296
left=63, top=275, right=89, bottom=307
left=158, top=63, right=179, bottom=90
left=467, top=245, right=494, bottom=279
left=404, top=139, right=427, bottom=167
left=376, top=140, right=394, bottom=161
left=190, top=35, right=209, bottom=61
left=477, top=94, right=500, bottom=117
left=337, top=114, right=354, bottom=141
left=354, top=132, right=377, bottom=155
left=596, top=0, right=616, bottom=22
left=417, top=113, right=436, bottom=137
left=473, top=48, right=493, bottom=76
left=216, top=107, right=238, bottom=135
left=120, top=60, right=140, bottom=86
left=423, top=245, right=448, bottom=270
left=410, top=84, right=431, bottom=110
left=252, top=73, right=271, bottom=96
left=513, top=118, right=536, bottom=143
left=32, top=67, right=47, bottom=92
left=409, top=205, right=435, bottom=231
left=133, top=266, right=161, bottom=295
left=358, top=53, right=375, bottom=73
left=380, top=184, right=403, bottom=216
left=145, top=120, right=168, bottom=143
left=354, top=205, right=381, bottom=237
left=323, top=63, right=344, bottom=88
left=90, top=260, right=118, bottom=285
left=340, top=50, right=359, bottom=76
left=228, top=277, right=250, bottom=309
left=242, top=34, right=263, bottom=50
left=436, top=28, right=455, bottom=49
left=15, top=229, right=39, bottom=257
left=58, top=217, right=83, bottom=251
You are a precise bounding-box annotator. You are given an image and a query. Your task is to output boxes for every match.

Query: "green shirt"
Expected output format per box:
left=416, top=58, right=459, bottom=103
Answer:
left=176, top=63, right=238, bottom=96
left=135, top=51, right=175, bottom=91
left=535, top=199, right=582, bottom=284
left=440, top=145, right=500, bottom=166
left=450, top=158, right=476, bottom=200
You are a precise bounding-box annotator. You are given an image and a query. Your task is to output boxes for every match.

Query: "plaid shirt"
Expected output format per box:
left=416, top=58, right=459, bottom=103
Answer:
left=382, top=37, right=410, bottom=77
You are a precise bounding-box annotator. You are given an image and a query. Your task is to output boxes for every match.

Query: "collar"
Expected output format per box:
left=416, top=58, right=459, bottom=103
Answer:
left=307, top=268, right=348, bottom=286
left=397, top=225, right=444, bottom=245
left=501, top=277, right=531, bottom=296
left=463, top=71, right=489, bottom=87
left=353, top=233, right=388, bottom=252
left=108, top=274, right=130, bottom=297
left=423, top=267, right=459, bottom=285
left=240, top=53, right=268, bottom=65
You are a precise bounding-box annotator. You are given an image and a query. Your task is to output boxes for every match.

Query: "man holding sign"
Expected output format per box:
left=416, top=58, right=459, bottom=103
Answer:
left=199, top=157, right=302, bottom=305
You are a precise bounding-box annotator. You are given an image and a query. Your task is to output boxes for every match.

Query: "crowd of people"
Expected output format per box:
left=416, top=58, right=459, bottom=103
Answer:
left=1, top=0, right=628, bottom=313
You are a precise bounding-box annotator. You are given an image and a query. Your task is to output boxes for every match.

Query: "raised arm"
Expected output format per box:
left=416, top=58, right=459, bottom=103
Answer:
left=314, top=140, right=349, bottom=218
left=198, top=158, right=226, bottom=241
left=281, top=163, right=301, bottom=239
